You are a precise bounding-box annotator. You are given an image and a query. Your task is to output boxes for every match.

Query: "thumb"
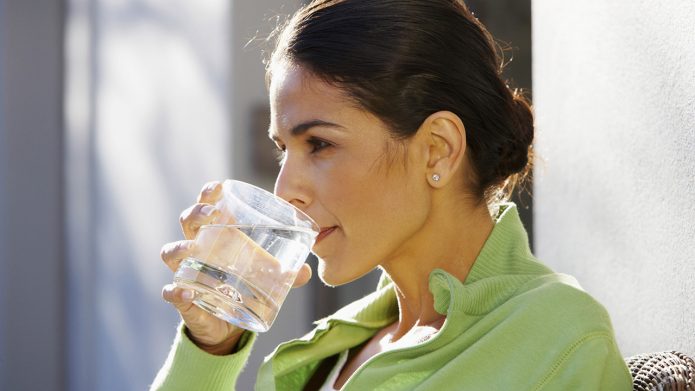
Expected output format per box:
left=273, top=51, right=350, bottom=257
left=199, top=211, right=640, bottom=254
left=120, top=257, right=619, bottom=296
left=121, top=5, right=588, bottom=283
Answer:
left=291, top=263, right=312, bottom=288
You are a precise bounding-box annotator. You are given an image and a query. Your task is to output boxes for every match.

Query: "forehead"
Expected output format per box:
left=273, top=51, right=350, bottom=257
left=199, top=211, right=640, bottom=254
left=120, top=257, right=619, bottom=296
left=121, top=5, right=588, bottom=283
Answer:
left=268, top=64, right=353, bottom=133
left=270, top=63, right=343, bottom=106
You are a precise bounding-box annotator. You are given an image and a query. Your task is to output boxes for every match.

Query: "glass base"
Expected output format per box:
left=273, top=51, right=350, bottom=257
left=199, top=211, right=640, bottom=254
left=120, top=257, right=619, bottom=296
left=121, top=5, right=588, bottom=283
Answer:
left=173, top=259, right=272, bottom=332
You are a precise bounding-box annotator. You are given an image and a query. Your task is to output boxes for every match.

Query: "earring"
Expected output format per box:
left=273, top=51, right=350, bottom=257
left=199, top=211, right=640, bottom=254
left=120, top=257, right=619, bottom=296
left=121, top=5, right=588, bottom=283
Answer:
left=432, top=174, right=441, bottom=182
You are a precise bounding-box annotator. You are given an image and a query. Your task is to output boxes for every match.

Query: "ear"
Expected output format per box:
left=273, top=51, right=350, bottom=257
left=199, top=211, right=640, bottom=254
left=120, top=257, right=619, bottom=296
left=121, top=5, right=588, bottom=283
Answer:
left=420, top=111, right=466, bottom=187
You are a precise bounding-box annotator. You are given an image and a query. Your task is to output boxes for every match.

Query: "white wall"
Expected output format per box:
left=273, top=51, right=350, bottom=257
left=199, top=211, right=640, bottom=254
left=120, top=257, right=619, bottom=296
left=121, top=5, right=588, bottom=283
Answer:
left=66, top=1, right=307, bottom=389
left=66, top=0, right=233, bottom=389
left=533, top=0, right=695, bottom=357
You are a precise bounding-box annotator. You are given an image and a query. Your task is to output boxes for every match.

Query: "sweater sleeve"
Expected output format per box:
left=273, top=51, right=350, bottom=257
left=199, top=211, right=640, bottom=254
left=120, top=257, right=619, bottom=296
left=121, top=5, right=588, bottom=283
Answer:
left=534, top=333, right=633, bottom=391
left=150, top=322, right=257, bottom=391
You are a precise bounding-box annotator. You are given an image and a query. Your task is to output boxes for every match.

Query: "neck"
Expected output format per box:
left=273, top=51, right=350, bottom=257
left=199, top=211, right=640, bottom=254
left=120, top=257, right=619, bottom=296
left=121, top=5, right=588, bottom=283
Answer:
left=379, top=197, right=494, bottom=341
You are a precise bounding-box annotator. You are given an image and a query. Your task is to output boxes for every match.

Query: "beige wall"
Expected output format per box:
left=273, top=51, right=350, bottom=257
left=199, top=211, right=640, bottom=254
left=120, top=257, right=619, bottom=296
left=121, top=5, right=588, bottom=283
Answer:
left=533, top=0, right=695, bottom=357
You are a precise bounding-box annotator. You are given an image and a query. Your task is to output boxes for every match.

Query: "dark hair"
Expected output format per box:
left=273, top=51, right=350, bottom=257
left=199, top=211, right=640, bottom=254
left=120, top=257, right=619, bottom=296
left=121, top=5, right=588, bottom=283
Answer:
left=268, top=0, right=534, bottom=206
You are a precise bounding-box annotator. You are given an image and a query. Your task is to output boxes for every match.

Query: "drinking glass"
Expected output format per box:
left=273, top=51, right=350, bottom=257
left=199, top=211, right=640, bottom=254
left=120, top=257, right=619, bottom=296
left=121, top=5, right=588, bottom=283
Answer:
left=173, top=180, right=319, bottom=332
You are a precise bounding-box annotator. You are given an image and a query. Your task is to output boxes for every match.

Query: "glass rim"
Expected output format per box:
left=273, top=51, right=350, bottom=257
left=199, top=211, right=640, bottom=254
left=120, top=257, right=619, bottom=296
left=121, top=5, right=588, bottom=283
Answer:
left=200, top=223, right=319, bottom=236
left=224, top=179, right=320, bottom=235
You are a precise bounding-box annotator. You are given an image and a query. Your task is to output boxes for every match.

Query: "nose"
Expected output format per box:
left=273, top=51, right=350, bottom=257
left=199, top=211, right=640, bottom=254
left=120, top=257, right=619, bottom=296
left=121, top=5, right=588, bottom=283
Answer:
left=273, top=154, right=312, bottom=211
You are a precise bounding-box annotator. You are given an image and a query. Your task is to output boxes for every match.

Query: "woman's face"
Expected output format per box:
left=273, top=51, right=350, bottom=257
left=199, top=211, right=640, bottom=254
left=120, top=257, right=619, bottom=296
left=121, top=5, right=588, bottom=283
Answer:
left=269, top=63, right=431, bottom=286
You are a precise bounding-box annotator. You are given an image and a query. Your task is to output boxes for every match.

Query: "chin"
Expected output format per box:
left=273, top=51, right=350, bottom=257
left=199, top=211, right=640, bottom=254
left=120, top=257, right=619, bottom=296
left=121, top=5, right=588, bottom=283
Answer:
left=315, top=255, right=369, bottom=288
left=315, top=257, right=340, bottom=287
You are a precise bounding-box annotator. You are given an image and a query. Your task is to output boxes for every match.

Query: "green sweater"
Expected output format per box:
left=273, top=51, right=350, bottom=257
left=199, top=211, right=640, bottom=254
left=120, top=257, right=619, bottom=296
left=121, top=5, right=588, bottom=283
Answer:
left=151, top=203, right=633, bottom=390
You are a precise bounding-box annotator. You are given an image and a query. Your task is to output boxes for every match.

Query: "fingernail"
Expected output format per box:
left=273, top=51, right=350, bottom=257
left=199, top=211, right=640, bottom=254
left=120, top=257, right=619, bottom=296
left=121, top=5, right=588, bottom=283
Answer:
left=201, top=205, right=216, bottom=216
left=205, top=182, right=218, bottom=193
left=182, top=290, right=195, bottom=300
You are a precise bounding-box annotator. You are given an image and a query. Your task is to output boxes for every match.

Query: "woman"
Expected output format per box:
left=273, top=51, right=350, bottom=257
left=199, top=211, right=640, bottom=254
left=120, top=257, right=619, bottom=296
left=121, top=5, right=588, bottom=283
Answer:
left=152, top=0, right=632, bottom=389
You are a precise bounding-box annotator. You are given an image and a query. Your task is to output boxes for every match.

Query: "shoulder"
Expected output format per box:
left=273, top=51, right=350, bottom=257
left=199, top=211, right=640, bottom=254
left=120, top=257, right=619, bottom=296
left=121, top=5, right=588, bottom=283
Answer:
left=424, top=272, right=630, bottom=390
left=506, top=272, right=616, bottom=336
left=509, top=275, right=632, bottom=390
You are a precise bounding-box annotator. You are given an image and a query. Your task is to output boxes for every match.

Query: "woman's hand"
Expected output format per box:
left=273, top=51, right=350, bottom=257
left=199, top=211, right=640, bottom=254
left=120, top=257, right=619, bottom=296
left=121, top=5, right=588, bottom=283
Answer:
left=160, top=181, right=313, bottom=355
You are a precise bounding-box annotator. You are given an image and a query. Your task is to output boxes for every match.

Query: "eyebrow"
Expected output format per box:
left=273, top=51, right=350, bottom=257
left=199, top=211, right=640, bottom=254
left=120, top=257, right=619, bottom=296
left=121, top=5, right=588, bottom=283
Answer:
left=269, top=119, right=345, bottom=142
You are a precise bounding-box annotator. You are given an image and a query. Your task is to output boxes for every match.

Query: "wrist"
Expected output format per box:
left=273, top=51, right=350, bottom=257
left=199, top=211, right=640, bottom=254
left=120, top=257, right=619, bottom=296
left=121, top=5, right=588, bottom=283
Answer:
left=185, top=327, right=245, bottom=356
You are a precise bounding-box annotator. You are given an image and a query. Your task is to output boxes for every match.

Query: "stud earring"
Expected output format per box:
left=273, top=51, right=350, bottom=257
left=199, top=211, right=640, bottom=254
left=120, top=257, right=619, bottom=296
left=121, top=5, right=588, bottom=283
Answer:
left=432, top=174, right=441, bottom=182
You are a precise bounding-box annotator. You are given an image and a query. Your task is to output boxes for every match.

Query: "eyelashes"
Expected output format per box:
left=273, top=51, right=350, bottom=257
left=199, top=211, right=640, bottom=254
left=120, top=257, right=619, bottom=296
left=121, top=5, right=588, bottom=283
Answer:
left=307, top=137, right=331, bottom=153
left=274, top=148, right=286, bottom=166
left=273, top=136, right=333, bottom=166
left=273, top=141, right=287, bottom=166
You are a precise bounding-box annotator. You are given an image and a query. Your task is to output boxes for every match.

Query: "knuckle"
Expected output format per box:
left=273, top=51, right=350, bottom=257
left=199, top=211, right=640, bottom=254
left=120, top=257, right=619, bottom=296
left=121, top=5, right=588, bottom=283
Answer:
left=160, top=242, right=173, bottom=260
left=198, top=181, right=222, bottom=203
left=193, top=203, right=207, bottom=215
left=179, top=208, right=190, bottom=224
left=179, top=204, right=203, bottom=226
left=202, top=180, right=219, bottom=192
left=176, top=241, right=193, bottom=255
left=160, top=241, right=191, bottom=264
left=199, top=181, right=220, bottom=197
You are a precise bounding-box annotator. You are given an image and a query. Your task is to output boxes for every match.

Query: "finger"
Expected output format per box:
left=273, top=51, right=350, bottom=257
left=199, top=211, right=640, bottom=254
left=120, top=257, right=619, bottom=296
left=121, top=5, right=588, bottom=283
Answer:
left=162, top=284, right=197, bottom=313
left=162, top=284, right=224, bottom=335
left=163, top=284, right=244, bottom=347
left=291, top=263, right=312, bottom=288
left=197, top=181, right=223, bottom=204
left=160, top=240, right=195, bottom=272
left=179, top=203, right=220, bottom=239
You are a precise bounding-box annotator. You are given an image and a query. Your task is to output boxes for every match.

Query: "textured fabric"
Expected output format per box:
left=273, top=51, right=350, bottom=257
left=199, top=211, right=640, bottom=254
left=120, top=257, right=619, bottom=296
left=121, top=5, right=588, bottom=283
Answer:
left=150, top=323, right=256, bottom=390
left=151, top=203, right=633, bottom=390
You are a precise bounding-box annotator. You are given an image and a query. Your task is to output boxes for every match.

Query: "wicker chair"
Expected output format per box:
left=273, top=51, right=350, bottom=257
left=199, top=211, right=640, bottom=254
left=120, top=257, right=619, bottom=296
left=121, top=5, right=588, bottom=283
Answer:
left=626, top=351, right=695, bottom=390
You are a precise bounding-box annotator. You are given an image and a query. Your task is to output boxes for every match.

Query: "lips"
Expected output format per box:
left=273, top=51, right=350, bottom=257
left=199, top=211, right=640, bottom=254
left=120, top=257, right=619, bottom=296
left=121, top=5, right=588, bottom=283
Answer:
left=315, top=226, right=337, bottom=244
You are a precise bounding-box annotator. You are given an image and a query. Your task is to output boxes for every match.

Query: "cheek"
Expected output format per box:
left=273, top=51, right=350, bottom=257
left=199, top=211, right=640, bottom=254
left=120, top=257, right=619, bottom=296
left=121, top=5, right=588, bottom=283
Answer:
left=366, top=183, right=428, bottom=241
left=340, top=168, right=428, bottom=254
left=312, top=153, right=376, bottom=210
left=311, top=143, right=428, bottom=276
left=332, top=151, right=424, bottom=229
left=320, top=187, right=427, bottom=286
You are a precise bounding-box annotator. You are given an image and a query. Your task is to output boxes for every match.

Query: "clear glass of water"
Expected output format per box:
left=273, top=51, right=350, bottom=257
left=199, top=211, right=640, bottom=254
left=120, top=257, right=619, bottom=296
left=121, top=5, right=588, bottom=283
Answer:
left=173, top=180, right=318, bottom=332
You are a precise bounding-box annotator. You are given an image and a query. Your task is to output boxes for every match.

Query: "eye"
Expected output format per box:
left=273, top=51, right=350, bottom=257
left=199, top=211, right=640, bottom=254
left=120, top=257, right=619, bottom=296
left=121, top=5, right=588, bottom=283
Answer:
left=274, top=144, right=286, bottom=166
left=307, top=137, right=332, bottom=153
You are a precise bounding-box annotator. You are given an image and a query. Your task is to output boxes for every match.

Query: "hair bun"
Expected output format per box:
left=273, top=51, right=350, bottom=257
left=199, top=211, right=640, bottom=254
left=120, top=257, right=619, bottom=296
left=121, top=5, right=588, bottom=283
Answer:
left=496, top=92, right=534, bottom=179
